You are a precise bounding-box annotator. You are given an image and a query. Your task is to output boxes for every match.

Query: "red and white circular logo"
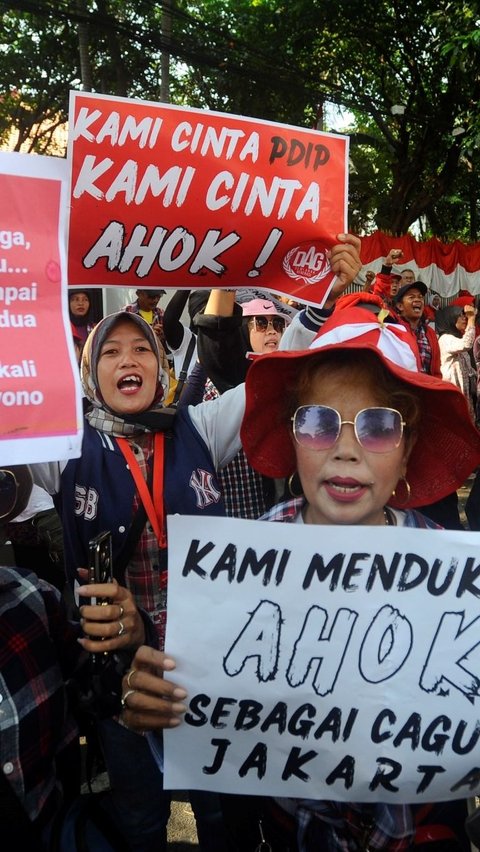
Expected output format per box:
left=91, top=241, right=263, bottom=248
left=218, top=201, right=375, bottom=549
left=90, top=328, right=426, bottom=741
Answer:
left=282, top=242, right=331, bottom=284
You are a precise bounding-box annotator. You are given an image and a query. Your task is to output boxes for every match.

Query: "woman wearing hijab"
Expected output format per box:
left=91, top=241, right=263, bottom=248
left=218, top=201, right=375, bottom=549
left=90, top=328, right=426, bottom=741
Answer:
left=33, top=310, right=245, bottom=852
left=119, top=299, right=480, bottom=852
left=436, top=303, right=478, bottom=421
left=68, top=288, right=96, bottom=350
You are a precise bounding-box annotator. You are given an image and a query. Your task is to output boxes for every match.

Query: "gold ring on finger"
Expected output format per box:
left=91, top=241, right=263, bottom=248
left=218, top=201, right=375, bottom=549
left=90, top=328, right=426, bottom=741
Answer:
left=126, top=668, right=136, bottom=689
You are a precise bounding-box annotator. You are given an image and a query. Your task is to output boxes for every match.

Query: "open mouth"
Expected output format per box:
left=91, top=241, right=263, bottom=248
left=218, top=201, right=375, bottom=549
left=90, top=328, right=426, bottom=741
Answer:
left=117, top=374, right=143, bottom=393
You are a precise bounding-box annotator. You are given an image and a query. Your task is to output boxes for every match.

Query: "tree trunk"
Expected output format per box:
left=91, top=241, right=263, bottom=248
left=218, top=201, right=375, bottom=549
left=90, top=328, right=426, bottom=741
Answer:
left=375, top=139, right=463, bottom=235
left=160, top=0, right=173, bottom=103
left=95, top=0, right=129, bottom=96
left=75, top=0, right=93, bottom=91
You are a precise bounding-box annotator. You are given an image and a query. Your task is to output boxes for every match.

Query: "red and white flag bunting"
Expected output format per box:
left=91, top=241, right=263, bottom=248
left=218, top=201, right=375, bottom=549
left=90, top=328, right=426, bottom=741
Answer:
left=359, top=231, right=480, bottom=297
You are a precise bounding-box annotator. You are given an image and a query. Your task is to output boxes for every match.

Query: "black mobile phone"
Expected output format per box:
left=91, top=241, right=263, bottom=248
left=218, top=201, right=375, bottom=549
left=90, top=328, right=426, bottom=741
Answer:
left=88, top=531, right=113, bottom=668
left=88, top=530, right=113, bottom=604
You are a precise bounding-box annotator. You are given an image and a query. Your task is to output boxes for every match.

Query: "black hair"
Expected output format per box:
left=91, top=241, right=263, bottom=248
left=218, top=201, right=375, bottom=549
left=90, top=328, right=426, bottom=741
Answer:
left=435, top=305, right=465, bottom=338
left=69, top=289, right=93, bottom=328
left=69, top=288, right=90, bottom=300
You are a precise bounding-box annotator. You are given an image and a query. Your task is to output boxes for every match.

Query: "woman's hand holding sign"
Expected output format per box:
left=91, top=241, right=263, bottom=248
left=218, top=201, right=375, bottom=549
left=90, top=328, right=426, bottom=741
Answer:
left=120, top=646, right=188, bottom=731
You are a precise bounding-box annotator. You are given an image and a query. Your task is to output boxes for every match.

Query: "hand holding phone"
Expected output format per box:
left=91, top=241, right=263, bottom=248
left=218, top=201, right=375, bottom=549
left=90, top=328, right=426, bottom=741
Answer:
left=88, top=531, right=113, bottom=667
left=88, top=530, right=113, bottom=605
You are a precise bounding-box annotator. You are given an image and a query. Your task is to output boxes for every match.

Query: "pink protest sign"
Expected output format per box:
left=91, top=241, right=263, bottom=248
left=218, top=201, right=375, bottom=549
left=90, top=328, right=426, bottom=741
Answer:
left=0, top=152, right=82, bottom=464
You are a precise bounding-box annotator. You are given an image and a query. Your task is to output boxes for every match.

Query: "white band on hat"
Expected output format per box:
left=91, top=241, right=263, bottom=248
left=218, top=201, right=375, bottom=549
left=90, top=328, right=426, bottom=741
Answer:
left=309, top=321, right=419, bottom=373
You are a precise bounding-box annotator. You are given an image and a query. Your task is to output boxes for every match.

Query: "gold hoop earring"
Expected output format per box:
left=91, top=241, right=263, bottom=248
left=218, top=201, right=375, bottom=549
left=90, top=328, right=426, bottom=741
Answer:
left=392, top=476, right=411, bottom=507
left=288, top=472, right=303, bottom=498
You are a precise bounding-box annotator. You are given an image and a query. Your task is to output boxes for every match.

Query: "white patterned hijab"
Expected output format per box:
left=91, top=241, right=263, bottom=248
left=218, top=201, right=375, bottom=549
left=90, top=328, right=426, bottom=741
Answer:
left=81, top=312, right=170, bottom=435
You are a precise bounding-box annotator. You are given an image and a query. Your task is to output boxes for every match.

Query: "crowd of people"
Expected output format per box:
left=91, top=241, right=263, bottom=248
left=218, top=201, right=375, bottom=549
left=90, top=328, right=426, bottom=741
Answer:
left=3, top=234, right=480, bottom=851
left=362, top=250, right=480, bottom=530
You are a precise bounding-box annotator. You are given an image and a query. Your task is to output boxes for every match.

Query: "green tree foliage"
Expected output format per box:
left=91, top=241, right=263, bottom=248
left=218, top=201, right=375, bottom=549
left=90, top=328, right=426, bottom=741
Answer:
left=0, top=7, right=77, bottom=151
left=0, top=0, right=170, bottom=150
left=174, top=0, right=480, bottom=237
left=0, top=0, right=479, bottom=238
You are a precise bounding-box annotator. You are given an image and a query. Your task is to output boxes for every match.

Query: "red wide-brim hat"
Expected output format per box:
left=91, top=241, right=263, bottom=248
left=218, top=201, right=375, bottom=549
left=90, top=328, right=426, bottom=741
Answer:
left=241, top=304, right=480, bottom=508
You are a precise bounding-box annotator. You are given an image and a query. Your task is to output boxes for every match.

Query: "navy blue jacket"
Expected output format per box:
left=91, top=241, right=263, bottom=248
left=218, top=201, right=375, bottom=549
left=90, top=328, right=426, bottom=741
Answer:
left=59, top=413, right=226, bottom=583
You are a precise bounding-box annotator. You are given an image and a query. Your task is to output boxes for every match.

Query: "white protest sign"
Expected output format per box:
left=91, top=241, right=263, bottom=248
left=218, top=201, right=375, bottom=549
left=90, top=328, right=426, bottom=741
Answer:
left=164, top=515, right=480, bottom=804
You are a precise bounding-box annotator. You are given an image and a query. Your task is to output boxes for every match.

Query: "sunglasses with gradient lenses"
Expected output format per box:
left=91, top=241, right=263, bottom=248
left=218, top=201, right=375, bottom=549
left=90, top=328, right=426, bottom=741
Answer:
left=0, top=469, right=19, bottom=519
left=291, top=405, right=406, bottom=454
left=250, top=316, right=286, bottom=333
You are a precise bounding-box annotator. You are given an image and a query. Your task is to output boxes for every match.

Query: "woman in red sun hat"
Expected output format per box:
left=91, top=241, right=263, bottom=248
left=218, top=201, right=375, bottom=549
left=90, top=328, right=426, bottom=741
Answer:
left=120, top=297, right=480, bottom=851
left=235, top=299, right=480, bottom=849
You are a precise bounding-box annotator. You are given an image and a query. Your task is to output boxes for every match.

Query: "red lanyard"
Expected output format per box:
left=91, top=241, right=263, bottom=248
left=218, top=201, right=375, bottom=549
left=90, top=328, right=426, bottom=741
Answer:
left=116, top=433, right=166, bottom=548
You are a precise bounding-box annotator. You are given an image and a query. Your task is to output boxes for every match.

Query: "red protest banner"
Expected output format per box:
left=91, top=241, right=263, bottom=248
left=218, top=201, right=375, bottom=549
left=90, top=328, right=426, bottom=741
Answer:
left=0, top=153, right=83, bottom=465
left=67, top=92, right=349, bottom=306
